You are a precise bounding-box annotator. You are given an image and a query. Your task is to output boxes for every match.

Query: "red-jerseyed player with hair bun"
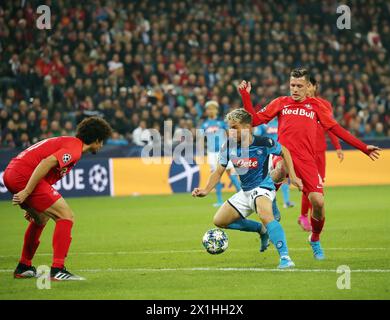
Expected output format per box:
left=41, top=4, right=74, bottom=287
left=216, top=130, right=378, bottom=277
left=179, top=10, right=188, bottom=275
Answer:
left=238, top=68, right=381, bottom=260
left=4, top=116, right=112, bottom=280
left=297, top=76, right=345, bottom=232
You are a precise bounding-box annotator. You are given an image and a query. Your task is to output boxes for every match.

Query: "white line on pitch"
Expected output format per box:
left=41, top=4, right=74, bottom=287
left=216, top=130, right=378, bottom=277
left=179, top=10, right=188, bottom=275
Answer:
left=1, top=267, right=390, bottom=273
left=0, top=247, right=388, bottom=259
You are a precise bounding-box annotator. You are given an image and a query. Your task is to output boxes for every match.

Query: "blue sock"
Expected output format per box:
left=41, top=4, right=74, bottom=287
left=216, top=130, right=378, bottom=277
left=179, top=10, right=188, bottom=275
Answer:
left=272, top=198, right=281, bottom=222
left=266, top=220, right=289, bottom=257
left=229, top=174, right=241, bottom=192
left=215, top=182, right=223, bottom=204
left=227, top=218, right=262, bottom=233
left=281, top=183, right=290, bottom=204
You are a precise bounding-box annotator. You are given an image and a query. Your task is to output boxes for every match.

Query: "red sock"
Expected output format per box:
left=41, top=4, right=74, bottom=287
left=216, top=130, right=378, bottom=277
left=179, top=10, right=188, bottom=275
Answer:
left=310, top=217, right=325, bottom=242
left=301, top=194, right=312, bottom=218
left=20, top=221, right=45, bottom=266
left=52, top=219, right=73, bottom=269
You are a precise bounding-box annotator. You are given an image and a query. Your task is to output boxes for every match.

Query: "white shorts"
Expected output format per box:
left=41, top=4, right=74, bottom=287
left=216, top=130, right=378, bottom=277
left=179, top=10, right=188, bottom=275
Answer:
left=227, top=187, right=276, bottom=218
left=207, top=152, right=234, bottom=171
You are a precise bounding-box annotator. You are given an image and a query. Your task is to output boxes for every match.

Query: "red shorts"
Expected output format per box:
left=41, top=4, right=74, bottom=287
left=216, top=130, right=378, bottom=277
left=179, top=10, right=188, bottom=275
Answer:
left=292, top=157, right=324, bottom=195
left=315, top=151, right=326, bottom=181
left=3, top=167, right=61, bottom=213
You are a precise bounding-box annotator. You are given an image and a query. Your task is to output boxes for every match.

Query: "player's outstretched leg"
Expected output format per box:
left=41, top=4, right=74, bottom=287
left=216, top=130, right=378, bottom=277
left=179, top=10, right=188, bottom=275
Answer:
left=255, top=196, right=294, bottom=269
left=45, top=198, right=85, bottom=281
left=14, top=209, right=48, bottom=279
left=298, top=194, right=312, bottom=232
left=213, top=201, right=269, bottom=252
left=308, top=193, right=325, bottom=260
left=281, top=183, right=294, bottom=208
left=213, top=182, right=224, bottom=207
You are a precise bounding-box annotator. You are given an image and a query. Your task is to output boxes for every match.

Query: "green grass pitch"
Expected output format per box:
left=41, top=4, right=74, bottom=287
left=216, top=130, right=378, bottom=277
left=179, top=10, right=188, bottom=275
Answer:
left=0, top=185, right=389, bottom=300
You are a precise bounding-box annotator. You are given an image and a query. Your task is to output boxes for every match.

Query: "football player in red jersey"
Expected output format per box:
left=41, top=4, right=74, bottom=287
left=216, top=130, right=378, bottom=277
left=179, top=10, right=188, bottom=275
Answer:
left=238, top=68, right=381, bottom=260
left=297, top=76, right=345, bottom=232
left=3, top=117, right=112, bottom=280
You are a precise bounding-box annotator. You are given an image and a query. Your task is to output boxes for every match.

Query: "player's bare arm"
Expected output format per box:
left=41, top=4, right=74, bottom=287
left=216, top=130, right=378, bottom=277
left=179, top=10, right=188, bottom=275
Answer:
left=280, top=145, right=303, bottom=191
left=192, top=164, right=226, bottom=197
left=12, top=155, right=59, bottom=205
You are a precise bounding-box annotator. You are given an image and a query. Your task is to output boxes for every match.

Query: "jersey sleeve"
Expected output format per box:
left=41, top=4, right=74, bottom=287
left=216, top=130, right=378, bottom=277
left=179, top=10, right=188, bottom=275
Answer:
left=218, top=142, right=229, bottom=167
left=239, top=90, right=281, bottom=126
left=319, top=98, right=342, bottom=149
left=253, top=136, right=282, bottom=156
left=52, top=147, right=80, bottom=169
left=315, top=98, right=338, bottom=130
left=256, top=98, right=282, bottom=125
left=269, top=140, right=282, bottom=156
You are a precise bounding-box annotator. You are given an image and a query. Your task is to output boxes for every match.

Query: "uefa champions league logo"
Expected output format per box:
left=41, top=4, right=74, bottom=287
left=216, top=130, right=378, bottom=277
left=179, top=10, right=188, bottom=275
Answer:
left=88, top=165, right=108, bottom=193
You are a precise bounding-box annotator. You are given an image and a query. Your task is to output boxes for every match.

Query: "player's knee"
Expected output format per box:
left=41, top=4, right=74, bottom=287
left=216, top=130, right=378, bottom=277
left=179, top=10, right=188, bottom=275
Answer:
left=34, top=215, right=49, bottom=226
left=55, top=209, right=74, bottom=222
left=258, top=212, right=273, bottom=224
left=213, top=216, right=227, bottom=228
left=311, top=198, right=324, bottom=211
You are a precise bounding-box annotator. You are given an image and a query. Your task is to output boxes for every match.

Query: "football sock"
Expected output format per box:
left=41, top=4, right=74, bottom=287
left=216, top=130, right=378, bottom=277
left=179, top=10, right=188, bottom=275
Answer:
left=281, top=183, right=290, bottom=205
left=52, top=219, right=73, bottom=269
left=229, top=174, right=241, bottom=192
left=19, top=221, right=45, bottom=266
left=272, top=198, right=281, bottom=221
left=310, top=217, right=325, bottom=242
left=227, top=218, right=265, bottom=234
left=215, top=182, right=223, bottom=204
left=266, top=220, right=289, bottom=257
left=301, top=194, right=312, bottom=218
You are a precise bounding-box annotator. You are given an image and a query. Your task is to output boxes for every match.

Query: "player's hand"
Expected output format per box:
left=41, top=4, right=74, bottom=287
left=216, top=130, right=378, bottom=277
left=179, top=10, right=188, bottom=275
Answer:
left=366, top=145, right=381, bottom=161
left=192, top=188, right=208, bottom=197
left=24, top=211, right=33, bottom=222
left=290, top=176, right=303, bottom=192
left=238, top=80, right=251, bottom=94
left=336, top=149, right=344, bottom=162
left=12, top=189, right=30, bottom=205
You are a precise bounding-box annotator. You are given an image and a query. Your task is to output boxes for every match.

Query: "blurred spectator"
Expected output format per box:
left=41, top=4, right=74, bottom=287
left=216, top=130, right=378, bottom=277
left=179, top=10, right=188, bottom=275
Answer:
left=0, top=0, right=389, bottom=152
left=132, top=120, right=152, bottom=146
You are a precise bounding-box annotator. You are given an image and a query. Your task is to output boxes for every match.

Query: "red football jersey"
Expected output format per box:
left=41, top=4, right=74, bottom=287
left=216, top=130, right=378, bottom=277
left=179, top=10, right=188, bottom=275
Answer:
left=248, top=95, right=338, bottom=160
left=7, top=136, right=83, bottom=185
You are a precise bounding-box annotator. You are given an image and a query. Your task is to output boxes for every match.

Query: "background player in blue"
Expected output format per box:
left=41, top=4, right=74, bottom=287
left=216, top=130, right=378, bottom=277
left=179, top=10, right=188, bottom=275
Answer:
left=193, top=109, right=303, bottom=269
left=200, top=101, right=241, bottom=207
left=255, top=117, right=295, bottom=209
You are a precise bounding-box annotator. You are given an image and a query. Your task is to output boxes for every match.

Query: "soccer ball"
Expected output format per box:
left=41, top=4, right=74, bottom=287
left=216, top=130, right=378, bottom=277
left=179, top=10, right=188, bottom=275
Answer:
left=202, top=228, right=229, bottom=254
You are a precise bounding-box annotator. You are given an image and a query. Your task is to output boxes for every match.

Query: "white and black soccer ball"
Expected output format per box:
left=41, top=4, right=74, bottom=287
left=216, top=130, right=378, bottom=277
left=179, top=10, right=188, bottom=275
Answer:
left=88, top=164, right=108, bottom=192
left=202, top=228, right=229, bottom=254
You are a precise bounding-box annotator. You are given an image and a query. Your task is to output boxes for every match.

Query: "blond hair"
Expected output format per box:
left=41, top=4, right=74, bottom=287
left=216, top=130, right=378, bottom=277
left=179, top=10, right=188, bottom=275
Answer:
left=225, top=108, right=252, bottom=124
left=205, top=100, right=219, bottom=110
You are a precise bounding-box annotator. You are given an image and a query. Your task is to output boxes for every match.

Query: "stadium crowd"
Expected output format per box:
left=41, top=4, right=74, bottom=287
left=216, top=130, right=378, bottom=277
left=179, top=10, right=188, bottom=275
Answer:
left=0, top=0, right=390, bottom=149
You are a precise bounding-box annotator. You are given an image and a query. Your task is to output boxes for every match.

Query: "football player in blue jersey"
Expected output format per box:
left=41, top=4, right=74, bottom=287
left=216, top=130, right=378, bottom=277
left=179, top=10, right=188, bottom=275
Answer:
left=193, top=109, right=303, bottom=269
left=200, top=101, right=241, bottom=207
left=254, top=117, right=294, bottom=220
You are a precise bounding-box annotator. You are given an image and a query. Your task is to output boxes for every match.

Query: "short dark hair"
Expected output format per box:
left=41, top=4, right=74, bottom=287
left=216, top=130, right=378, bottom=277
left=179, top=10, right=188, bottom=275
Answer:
left=309, top=76, right=317, bottom=86
left=76, top=116, right=112, bottom=144
left=290, top=68, right=310, bottom=81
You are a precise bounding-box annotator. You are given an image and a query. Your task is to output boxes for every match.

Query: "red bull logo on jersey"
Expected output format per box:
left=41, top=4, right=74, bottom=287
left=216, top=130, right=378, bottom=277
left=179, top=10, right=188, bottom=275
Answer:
left=281, top=107, right=315, bottom=119
left=232, top=158, right=258, bottom=169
